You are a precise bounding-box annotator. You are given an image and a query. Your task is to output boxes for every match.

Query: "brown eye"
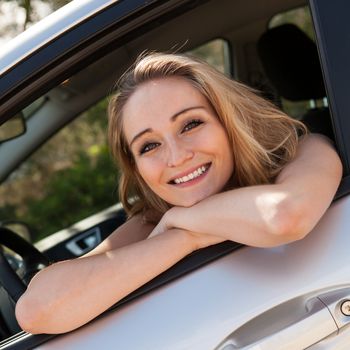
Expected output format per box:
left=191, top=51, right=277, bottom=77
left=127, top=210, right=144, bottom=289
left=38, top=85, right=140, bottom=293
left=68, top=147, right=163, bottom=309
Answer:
left=139, top=142, right=160, bottom=155
left=182, top=119, right=203, bottom=133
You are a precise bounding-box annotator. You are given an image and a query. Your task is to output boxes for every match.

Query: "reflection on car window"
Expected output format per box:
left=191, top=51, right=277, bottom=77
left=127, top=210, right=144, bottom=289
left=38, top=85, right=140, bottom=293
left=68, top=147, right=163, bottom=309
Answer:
left=0, top=98, right=118, bottom=242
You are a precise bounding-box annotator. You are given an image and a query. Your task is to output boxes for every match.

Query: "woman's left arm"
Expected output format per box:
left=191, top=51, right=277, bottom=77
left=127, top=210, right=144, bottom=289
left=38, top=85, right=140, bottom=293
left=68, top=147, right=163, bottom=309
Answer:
left=152, top=134, right=343, bottom=248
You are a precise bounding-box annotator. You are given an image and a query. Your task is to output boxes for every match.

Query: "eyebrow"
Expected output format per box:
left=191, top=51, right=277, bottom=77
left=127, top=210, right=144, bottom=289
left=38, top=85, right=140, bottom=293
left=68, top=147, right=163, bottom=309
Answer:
left=129, top=106, right=205, bottom=147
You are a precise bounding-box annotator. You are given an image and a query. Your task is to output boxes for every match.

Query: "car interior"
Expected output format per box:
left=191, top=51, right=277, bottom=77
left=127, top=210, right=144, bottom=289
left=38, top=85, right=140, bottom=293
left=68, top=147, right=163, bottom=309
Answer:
left=0, top=0, right=335, bottom=343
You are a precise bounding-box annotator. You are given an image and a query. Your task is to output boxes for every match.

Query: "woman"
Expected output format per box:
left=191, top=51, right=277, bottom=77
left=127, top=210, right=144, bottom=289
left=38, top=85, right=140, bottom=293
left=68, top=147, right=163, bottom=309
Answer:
left=15, top=53, right=342, bottom=334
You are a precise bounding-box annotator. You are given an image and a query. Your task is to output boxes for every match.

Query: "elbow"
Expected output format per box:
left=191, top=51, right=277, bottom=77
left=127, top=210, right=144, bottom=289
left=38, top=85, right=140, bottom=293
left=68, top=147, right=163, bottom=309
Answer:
left=268, top=200, right=310, bottom=244
left=16, top=293, right=74, bottom=335
left=15, top=292, right=46, bottom=334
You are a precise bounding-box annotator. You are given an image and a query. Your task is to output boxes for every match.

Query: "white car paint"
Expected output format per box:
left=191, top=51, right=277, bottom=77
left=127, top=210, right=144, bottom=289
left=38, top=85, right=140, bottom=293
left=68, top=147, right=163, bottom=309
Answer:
left=35, top=196, right=350, bottom=349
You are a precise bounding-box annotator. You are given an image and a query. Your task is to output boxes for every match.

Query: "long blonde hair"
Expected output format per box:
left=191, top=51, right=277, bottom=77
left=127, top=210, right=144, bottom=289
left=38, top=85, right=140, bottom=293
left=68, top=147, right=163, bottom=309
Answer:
left=108, top=52, right=307, bottom=218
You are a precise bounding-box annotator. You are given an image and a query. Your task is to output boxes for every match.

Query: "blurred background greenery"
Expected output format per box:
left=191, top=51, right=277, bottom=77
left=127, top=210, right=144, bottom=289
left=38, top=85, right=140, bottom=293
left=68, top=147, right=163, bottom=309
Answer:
left=0, top=98, right=118, bottom=241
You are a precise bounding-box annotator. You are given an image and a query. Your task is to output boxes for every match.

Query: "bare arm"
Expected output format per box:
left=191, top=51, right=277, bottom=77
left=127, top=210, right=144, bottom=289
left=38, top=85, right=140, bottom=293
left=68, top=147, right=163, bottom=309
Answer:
left=83, top=213, right=156, bottom=256
left=15, top=226, right=197, bottom=334
left=15, top=135, right=341, bottom=334
left=15, top=195, right=223, bottom=334
left=151, top=134, right=343, bottom=247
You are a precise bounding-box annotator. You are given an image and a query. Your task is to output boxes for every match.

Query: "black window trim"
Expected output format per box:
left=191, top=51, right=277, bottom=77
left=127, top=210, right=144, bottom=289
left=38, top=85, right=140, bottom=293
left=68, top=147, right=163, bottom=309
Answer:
left=309, top=0, right=350, bottom=176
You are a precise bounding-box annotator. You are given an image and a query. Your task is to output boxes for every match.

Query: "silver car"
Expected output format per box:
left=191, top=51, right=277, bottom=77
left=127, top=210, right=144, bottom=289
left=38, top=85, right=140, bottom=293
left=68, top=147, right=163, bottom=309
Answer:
left=0, top=0, right=350, bottom=349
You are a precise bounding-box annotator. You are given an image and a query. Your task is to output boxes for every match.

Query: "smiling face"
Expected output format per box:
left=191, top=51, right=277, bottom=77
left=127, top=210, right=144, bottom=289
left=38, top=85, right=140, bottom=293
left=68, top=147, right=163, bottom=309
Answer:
left=122, top=77, right=234, bottom=207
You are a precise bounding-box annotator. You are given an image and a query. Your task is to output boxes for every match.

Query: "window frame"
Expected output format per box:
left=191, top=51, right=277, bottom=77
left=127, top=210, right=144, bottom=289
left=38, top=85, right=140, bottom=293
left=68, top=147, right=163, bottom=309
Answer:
left=0, top=0, right=200, bottom=125
left=309, top=0, right=349, bottom=176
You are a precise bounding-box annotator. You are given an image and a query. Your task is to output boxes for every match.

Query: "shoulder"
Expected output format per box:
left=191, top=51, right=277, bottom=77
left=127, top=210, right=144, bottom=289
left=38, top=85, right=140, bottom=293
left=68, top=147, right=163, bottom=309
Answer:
left=300, top=132, right=336, bottom=148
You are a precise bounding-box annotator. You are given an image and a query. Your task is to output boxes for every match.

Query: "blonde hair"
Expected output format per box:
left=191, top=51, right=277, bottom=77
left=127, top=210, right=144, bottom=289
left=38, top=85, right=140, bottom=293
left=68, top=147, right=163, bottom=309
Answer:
left=108, top=52, right=307, bottom=218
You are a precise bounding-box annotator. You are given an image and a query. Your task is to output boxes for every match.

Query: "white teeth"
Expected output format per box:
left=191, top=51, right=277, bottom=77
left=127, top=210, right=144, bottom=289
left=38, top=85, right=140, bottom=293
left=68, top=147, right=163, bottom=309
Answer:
left=172, top=165, right=209, bottom=184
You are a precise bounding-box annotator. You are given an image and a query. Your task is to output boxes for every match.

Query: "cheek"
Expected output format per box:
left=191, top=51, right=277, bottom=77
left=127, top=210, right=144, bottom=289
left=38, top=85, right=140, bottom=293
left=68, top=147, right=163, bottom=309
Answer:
left=211, top=128, right=234, bottom=173
left=203, top=127, right=232, bottom=157
left=222, top=137, right=234, bottom=172
left=222, top=135, right=234, bottom=163
left=136, top=158, right=164, bottom=188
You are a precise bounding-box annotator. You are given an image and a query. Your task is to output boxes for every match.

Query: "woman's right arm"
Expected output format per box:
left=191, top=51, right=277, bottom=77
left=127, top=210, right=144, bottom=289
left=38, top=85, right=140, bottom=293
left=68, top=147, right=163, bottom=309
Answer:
left=15, top=216, right=201, bottom=335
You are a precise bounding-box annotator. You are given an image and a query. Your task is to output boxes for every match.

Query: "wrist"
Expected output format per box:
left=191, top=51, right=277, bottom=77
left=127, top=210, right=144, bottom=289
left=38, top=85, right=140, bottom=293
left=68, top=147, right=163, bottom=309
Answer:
left=167, top=228, right=197, bottom=254
left=166, top=206, right=184, bottom=230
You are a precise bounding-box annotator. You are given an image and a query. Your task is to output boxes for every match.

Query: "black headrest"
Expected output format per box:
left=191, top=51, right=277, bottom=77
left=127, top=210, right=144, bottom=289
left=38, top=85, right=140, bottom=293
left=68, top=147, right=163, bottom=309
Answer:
left=257, top=24, right=326, bottom=101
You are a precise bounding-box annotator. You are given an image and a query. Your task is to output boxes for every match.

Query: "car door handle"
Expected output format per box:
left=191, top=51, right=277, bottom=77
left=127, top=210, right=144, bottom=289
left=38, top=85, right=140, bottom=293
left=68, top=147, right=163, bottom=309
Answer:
left=65, top=227, right=101, bottom=256
left=215, top=292, right=339, bottom=350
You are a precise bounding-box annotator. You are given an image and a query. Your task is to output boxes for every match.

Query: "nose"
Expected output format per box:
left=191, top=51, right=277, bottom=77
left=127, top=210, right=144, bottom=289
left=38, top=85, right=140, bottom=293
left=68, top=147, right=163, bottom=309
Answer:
left=166, top=139, right=194, bottom=167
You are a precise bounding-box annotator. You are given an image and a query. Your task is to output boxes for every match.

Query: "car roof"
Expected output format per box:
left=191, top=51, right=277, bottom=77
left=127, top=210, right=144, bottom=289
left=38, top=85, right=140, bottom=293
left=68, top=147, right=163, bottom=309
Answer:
left=0, top=0, right=115, bottom=76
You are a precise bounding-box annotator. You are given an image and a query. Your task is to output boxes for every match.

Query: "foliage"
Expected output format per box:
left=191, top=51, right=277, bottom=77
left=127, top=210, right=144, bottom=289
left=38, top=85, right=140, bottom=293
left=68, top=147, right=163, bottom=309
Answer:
left=22, top=146, right=118, bottom=241
left=0, top=0, right=71, bottom=39
left=0, top=97, right=119, bottom=242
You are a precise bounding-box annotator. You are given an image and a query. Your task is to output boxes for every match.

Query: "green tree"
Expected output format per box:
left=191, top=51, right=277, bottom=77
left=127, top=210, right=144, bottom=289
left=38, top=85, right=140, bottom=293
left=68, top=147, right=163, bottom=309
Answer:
left=22, top=147, right=119, bottom=241
left=0, top=97, right=119, bottom=242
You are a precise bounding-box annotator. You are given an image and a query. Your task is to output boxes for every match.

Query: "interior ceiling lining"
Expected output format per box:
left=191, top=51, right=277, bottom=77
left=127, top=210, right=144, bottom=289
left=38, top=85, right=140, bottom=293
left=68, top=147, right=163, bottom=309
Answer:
left=58, top=0, right=308, bottom=96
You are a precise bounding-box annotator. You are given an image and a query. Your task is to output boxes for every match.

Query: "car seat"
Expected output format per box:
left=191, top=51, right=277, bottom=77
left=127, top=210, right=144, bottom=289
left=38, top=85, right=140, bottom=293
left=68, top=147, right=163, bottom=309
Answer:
left=257, top=23, right=334, bottom=141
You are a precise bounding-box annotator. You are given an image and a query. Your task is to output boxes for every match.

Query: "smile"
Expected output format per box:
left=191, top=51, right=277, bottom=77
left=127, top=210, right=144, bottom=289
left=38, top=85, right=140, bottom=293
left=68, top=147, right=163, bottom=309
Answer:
left=170, top=163, right=211, bottom=184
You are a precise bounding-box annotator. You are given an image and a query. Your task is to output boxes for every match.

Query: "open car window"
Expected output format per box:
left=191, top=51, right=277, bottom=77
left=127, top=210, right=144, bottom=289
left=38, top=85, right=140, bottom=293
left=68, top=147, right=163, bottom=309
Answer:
left=0, top=38, right=230, bottom=244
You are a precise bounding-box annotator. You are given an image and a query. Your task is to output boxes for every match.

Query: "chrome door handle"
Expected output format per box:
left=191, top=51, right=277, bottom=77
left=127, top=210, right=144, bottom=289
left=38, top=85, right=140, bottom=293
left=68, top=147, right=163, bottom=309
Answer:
left=215, top=292, right=339, bottom=350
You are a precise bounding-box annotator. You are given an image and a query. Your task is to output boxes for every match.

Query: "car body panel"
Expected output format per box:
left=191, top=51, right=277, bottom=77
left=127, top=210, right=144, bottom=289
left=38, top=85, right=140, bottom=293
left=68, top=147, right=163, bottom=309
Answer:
left=310, top=0, right=350, bottom=173
left=0, top=0, right=115, bottom=76
left=34, top=196, right=350, bottom=349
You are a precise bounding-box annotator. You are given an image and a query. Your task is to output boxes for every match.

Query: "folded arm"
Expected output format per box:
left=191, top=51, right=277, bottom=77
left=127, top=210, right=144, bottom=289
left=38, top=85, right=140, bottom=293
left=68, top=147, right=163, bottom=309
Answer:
left=15, top=188, right=224, bottom=334
left=152, top=134, right=343, bottom=247
left=15, top=135, right=342, bottom=334
left=15, top=217, right=198, bottom=334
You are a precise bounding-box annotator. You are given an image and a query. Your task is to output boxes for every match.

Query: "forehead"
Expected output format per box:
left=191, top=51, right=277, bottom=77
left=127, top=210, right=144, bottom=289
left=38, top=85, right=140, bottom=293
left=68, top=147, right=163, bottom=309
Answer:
left=122, top=77, right=211, bottom=141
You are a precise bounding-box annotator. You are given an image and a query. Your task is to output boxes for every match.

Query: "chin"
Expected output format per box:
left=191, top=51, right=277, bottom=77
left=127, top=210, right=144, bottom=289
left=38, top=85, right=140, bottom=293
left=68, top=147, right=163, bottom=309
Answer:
left=164, top=187, right=219, bottom=207
left=174, top=194, right=210, bottom=208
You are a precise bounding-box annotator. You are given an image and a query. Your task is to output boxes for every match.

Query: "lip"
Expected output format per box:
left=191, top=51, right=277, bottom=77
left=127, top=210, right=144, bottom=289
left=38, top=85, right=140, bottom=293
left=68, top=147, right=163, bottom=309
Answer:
left=168, top=162, right=212, bottom=185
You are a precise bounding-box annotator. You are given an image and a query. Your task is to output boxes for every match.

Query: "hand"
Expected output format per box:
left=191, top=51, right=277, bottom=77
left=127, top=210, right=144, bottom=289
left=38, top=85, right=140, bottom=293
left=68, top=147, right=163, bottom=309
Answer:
left=148, top=212, right=172, bottom=238
left=148, top=207, right=226, bottom=249
left=149, top=226, right=226, bottom=251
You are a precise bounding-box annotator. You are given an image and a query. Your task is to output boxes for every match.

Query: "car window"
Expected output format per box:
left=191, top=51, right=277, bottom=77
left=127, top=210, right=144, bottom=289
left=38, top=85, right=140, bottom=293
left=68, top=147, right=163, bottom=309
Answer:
left=268, top=6, right=327, bottom=119
left=0, top=98, right=117, bottom=242
left=189, top=39, right=231, bottom=76
left=0, top=38, right=230, bottom=243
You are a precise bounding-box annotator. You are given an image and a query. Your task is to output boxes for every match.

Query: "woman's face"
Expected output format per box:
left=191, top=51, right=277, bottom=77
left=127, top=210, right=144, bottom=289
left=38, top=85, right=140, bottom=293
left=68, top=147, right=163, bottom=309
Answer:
left=123, top=77, right=234, bottom=207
